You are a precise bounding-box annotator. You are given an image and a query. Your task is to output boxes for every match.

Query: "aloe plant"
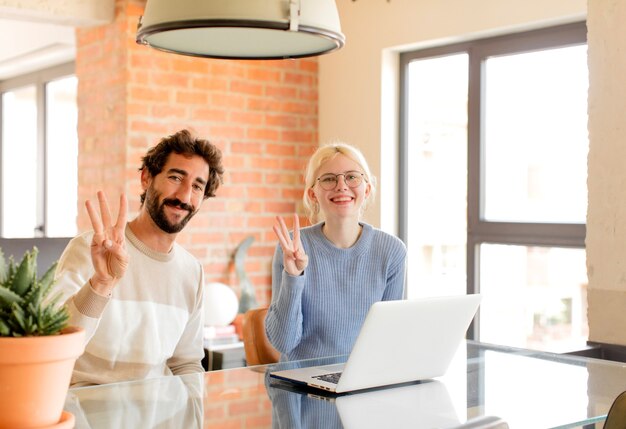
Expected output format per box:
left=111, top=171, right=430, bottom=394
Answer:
left=0, top=247, right=69, bottom=337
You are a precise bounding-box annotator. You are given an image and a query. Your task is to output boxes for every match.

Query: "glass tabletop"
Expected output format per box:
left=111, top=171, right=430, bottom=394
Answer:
left=65, top=340, right=626, bottom=428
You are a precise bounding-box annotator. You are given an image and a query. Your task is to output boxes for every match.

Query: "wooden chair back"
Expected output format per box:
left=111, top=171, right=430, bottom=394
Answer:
left=242, top=307, right=280, bottom=366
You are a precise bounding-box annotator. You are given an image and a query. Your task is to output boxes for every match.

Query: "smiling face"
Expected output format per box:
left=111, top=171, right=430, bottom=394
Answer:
left=308, top=153, right=371, bottom=222
left=142, top=152, right=210, bottom=234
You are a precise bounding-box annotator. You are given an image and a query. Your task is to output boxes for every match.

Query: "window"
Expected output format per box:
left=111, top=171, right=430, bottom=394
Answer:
left=0, top=63, right=77, bottom=238
left=400, top=23, right=588, bottom=352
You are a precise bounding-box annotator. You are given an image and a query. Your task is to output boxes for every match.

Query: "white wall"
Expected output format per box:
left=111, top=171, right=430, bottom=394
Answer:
left=0, top=0, right=114, bottom=79
left=586, top=0, right=626, bottom=345
left=0, top=0, right=113, bottom=25
left=318, top=0, right=586, bottom=233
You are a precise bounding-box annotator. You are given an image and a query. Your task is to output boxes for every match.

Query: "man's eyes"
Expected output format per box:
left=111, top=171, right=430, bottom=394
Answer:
left=169, top=175, right=203, bottom=192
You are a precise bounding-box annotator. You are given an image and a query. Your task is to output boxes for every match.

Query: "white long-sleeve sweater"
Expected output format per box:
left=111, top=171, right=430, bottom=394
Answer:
left=54, top=224, right=205, bottom=387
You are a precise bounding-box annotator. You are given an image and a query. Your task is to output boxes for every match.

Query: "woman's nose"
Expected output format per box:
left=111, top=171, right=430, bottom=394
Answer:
left=335, top=174, right=348, bottom=189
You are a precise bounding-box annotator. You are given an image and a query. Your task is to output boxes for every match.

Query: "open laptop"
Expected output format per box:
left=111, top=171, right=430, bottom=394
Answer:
left=269, top=294, right=482, bottom=394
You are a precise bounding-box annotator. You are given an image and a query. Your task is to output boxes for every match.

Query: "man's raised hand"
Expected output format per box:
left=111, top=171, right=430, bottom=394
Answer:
left=85, top=191, right=129, bottom=296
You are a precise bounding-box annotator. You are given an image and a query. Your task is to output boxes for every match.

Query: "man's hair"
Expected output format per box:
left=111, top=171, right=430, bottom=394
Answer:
left=139, top=129, right=224, bottom=204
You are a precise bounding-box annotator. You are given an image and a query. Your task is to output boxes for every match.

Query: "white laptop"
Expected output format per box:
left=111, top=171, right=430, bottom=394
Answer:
left=269, top=294, right=482, bottom=394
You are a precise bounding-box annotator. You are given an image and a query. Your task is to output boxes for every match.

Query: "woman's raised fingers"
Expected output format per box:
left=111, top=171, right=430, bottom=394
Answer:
left=273, top=216, right=293, bottom=250
left=277, top=215, right=290, bottom=236
left=292, top=214, right=301, bottom=250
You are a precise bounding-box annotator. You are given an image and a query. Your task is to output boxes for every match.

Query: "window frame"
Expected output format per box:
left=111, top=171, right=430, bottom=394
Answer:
left=399, top=22, right=587, bottom=340
left=0, top=62, right=75, bottom=238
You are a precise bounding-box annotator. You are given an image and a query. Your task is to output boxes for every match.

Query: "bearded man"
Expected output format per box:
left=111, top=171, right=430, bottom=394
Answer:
left=54, top=129, right=224, bottom=387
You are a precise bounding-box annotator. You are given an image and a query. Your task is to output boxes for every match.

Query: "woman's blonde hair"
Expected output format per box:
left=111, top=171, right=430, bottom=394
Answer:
left=303, top=142, right=377, bottom=223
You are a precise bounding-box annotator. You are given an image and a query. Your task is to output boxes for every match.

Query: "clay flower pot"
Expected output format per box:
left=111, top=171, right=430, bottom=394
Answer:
left=0, top=326, right=85, bottom=429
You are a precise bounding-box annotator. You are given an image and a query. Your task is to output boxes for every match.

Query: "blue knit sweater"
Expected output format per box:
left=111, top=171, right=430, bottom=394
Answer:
left=265, top=222, right=407, bottom=362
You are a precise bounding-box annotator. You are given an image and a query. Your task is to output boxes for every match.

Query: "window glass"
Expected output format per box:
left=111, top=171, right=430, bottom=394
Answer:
left=400, top=24, right=587, bottom=353
left=479, top=244, right=588, bottom=352
left=483, top=45, right=589, bottom=223
left=406, top=53, right=468, bottom=298
left=46, top=76, right=78, bottom=237
left=1, top=86, right=38, bottom=238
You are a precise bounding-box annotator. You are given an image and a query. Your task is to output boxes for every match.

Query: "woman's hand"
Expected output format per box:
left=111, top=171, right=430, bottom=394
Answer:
left=273, top=214, right=308, bottom=276
left=85, top=191, right=129, bottom=296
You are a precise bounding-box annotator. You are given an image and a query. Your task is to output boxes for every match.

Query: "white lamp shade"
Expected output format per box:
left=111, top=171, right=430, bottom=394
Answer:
left=203, top=282, right=239, bottom=327
left=136, top=0, right=345, bottom=59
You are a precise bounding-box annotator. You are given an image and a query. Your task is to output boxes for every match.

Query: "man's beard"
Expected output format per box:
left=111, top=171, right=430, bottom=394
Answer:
left=145, top=187, right=197, bottom=234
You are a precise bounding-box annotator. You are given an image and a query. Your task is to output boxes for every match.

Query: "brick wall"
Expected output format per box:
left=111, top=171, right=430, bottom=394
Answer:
left=75, top=0, right=318, bottom=306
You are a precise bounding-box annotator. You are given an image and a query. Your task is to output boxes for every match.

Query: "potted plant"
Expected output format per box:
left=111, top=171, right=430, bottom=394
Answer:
left=0, top=247, right=85, bottom=429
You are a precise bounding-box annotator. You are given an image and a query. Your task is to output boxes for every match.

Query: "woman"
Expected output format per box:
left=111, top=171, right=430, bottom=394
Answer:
left=265, top=142, right=406, bottom=362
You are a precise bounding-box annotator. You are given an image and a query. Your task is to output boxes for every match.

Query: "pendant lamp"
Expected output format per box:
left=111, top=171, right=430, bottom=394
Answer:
left=136, top=0, right=345, bottom=60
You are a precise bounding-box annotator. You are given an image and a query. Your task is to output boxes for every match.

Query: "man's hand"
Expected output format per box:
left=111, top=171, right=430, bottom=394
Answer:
left=85, top=191, right=129, bottom=296
left=273, top=214, right=308, bottom=276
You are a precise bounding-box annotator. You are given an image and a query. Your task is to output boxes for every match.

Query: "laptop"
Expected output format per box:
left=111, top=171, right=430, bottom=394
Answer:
left=269, top=294, right=482, bottom=394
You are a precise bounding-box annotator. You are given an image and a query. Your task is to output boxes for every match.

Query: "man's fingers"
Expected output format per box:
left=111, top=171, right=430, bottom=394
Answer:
left=107, top=252, right=128, bottom=279
left=115, top=193, right=128, bottom=231
left=97, top=191, right=113, bottom=229
left=85, top=199, right=104, bottom=234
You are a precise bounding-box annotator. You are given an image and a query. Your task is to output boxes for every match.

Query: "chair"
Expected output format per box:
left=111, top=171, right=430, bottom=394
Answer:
left=604, top=390, right=626, bottom=429
left=242, top=307, right=280, bottom=366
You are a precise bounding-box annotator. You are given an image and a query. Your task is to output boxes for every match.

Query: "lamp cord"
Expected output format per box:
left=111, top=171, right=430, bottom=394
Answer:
left=289, top=0, right=301, bottom=31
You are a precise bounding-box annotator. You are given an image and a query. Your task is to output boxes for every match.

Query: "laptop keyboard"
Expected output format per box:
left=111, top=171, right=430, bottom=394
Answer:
left=312, top=372, right=342, bottom=384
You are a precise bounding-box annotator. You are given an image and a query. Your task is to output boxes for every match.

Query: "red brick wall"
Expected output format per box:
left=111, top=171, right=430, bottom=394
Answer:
left=75, top=0, right=318, bottom=306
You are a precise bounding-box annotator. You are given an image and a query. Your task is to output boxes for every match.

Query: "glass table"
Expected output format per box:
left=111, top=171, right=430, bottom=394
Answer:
left=64, top=340, right=626, bottom=428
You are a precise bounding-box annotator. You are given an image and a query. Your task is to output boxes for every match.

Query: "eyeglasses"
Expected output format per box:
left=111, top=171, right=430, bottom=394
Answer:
left=316, top=171, right=366, bottom=190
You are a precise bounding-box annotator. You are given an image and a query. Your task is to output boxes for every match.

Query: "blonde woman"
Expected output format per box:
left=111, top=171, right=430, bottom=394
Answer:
left=265, top=142, right=406, bottom=362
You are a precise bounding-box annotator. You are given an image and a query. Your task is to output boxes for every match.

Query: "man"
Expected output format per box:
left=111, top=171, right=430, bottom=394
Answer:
left=54, top=129, right=224, bottom=386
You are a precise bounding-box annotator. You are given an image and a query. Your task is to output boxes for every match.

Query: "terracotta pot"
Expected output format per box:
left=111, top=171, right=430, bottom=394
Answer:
left=0, top=326, right=85, bottom=429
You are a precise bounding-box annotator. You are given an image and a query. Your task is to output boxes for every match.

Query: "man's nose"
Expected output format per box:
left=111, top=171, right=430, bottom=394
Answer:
left=175, top=181, right=193, bottom=204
